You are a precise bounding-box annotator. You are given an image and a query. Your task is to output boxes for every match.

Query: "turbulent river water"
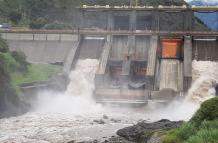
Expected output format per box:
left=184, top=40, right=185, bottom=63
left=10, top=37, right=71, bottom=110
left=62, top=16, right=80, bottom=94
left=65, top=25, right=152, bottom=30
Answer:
left=0, top=59, right=218, bottom=143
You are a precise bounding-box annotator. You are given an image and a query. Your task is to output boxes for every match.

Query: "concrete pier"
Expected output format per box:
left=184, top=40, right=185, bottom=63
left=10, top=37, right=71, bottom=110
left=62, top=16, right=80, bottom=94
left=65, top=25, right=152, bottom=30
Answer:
left=95, top=41, right=111, bottom=87
left=121, top=59, right=131, bottom=88
left=147, top=35, right=158, bottom=76
left=63, top=41, right=81, bottom=74
left=183, top=36, right=192, bottom=91
left=159, top=59, right=183, bottom=92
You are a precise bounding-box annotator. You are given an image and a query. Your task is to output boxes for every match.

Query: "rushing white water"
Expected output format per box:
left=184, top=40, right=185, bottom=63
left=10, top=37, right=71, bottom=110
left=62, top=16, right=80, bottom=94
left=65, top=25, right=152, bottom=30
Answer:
left=146, top=60, right=218, bottom=121
left=0, top=59, right=144, bottom=143
left=186, top=60, right=218, bottom=103
left=1, top=60, right=218, bottom=142
left=34, top=59, right=104, bottom=115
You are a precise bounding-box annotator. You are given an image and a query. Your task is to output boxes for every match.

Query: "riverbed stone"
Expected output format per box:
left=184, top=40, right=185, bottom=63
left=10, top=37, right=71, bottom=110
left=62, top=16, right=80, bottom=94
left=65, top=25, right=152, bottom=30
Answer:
left=103, top=114, right=109, bottom=119
left=102, top=136, right=134, bottom=143
left=93, top=119, right=106, bottom=124
left=117, top=119, right=183, bottom=143
left=110, top=118, right=121, bottom=123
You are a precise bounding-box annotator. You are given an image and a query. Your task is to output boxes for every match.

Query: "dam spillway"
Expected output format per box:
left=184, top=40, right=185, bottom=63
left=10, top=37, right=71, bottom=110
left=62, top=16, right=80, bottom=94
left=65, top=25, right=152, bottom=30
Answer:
left=2, top=5, right=218, bottom=143
left=159, top=59, right=183, bottom=92
left=2, top=32, right=218, bottom=103
left=78, top=37, right=105, bottom=59
left=1, top=6, right=218, bottom=103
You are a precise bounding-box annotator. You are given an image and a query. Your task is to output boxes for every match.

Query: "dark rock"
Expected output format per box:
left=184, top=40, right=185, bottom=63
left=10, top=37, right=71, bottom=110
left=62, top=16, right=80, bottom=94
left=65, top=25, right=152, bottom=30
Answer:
left=110, top=118, right=121, bottom=123
left=102, top=136, right=134, bottom=143
left=103, top=114, right=109, bottom=119
left=117, top=119, right=183, bottom=142
left=137, top=119, right=182, bottom=129
left=93, top=119, right=105, bottom=124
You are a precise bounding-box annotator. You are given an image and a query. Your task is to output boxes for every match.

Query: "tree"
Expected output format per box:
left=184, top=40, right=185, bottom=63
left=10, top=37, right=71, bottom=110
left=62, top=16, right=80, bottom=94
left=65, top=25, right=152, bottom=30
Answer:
left=0, top=0, right=22, bottom=24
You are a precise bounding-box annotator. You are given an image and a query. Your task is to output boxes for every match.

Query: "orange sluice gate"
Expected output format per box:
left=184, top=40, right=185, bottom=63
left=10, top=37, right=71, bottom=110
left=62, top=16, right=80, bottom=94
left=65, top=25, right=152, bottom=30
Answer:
left=161, top=38, right=183, bottom=59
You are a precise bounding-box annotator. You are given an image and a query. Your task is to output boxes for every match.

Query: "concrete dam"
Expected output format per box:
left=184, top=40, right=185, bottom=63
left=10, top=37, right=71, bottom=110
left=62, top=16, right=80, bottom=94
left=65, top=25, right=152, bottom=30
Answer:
left=1, top=6, right=218, bottom=104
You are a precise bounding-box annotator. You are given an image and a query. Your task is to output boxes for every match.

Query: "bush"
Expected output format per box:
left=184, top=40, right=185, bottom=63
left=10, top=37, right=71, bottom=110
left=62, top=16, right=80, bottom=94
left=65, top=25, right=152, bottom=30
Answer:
left=43, top=22, right=72, bottom=30
left=186, top=129, right=218, bottom=143
left=163, top=129, right=181, bottom=143
left=11, top=51, right=29, bottom=73
left=9, top=11, right=22, bottom=24
left=0, top=35, right=9, bottom=53
left=29, top=17, right=48, bottom=29
left=163, top=97, right=218, bottom=143
left=200, top=120, right=218, bottom=130
left=176, top=123, right=196, bottom=141
left=0, top=53, right=19, bottom=72
left=190, top=96, right=218, bottom=126
left=163, top=123, right=196, bottom=143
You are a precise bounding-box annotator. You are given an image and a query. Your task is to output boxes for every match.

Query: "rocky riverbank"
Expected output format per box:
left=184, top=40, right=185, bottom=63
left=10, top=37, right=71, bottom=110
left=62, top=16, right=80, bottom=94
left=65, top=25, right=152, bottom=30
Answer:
left=65, top=119, right=183, bottom=143
left=115, top=119, right=183, bottom=143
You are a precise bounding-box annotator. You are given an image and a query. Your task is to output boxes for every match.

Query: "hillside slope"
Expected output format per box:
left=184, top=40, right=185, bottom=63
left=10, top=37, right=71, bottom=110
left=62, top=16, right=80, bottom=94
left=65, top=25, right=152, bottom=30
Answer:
left=0, top=36, right=29, bottom=118
left=188, top=0, right=218, bottom=31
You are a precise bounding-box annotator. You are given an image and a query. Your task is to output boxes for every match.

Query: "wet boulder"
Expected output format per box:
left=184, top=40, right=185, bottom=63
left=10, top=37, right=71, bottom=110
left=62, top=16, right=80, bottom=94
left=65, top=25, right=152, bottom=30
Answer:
left=117, top=119, right=183, bottom=143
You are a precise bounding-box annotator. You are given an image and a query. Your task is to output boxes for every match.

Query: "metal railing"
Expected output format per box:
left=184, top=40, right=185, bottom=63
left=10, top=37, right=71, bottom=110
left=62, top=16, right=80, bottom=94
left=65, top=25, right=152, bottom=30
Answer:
left=1, top=28, right=218, bottom=36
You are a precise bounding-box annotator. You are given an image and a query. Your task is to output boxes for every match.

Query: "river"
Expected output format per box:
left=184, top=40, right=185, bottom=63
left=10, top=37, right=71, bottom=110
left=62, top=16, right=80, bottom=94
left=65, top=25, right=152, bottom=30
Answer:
left=0, top=59, right=217, bottom=143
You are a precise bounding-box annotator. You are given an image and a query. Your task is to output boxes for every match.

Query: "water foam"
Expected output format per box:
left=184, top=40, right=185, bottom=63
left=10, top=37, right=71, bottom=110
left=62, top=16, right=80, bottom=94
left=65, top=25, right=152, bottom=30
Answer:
left=33, top=59, right=104, bottom=115
left=144, top=60, right=218, bottom=121
left=28, top=60, right=218, bottom=120
left=186, top=60, right=218, bottom=103
left=1, top=60, right=218, bottom=142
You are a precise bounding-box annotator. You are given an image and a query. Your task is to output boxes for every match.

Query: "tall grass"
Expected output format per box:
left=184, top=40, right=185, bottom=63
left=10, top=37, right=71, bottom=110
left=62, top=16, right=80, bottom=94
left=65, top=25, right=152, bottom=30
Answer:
left=186, top=129, right=218, bottom=143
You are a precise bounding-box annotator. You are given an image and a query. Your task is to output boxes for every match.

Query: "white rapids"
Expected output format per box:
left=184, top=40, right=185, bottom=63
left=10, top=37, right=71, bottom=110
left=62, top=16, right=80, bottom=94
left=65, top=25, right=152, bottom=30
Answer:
left=0, top=59, right=144, bottom=143
left=0, top=60, right=218, bottom=143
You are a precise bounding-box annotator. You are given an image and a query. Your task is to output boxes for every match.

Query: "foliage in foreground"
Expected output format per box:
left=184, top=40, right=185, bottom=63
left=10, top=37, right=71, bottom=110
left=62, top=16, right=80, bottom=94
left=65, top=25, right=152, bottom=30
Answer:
left=190, top=96, right=218, bottom=126
left=163, top=96, right=218, bottom=143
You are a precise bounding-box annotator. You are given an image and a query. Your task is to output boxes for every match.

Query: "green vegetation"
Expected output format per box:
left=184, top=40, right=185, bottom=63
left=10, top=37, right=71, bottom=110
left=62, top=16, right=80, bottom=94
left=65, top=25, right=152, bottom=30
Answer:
left=163, top=96, right=218, bottom=143
left=0, top=35, right=27, bottom=116
left=0, top=35, right=61, bottom=86
left=11, top=64, right=61, bottom=86
left=0, top=35, right=29, bottom=74
left=44, top=22, right=72, bottom=30
left=190, top=96, right=218, bottom=126
left=0, top=34, right=61, bottom=117
left=0, top=0, right=209, bottom=31
left=0, top=0, right=187, bottom=28
left=29, top=17, right=48, bottom=29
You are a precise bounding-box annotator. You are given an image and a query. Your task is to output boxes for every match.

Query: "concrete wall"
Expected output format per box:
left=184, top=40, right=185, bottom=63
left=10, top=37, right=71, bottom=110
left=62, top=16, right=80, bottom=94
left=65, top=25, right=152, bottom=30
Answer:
left=135, top=36, right=150, bottom=60
left=193, top=37, right=218, bottom=61
left=110, top=35, right=128, bottom=60
left=2, top=33, right=78, bottom=63
left=1, top=33, right=78, bottom=41
left=78, top=37, right=105, bottom=59
left=159, top=59, right=183, bottom=92
left=147, top=35, right=158, bottom=76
